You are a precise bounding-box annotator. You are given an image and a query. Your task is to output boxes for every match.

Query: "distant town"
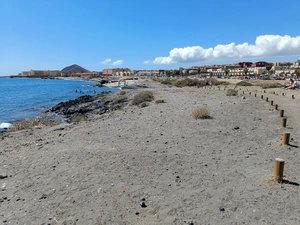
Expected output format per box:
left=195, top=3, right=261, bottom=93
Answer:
left=11, top=59, right=300, bottom=80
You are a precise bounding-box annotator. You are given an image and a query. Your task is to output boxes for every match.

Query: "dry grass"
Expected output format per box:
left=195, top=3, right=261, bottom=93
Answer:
left=9, top=115, right=58, bottom=132
left=258, top=82, right=283, bottom=89
left=71, top=115, right=88, bottom=124
left=155, top=99, right=165, bottom=104
left=111, top=96, right=128, bottom=105
left=192, top=107, right=211, bottom=119
left=216, top=80, right=230, bottom=86
left=132, top=91, right=154, bottom=105
left=140, top=102, right=149, bottom=108
left=98, top=93, right=108, bottom=98
left=119, top=90, right=126, bottom=95
left=236, top=81, right=253, bottom=86
left=226, top=89, right=238, bottom=96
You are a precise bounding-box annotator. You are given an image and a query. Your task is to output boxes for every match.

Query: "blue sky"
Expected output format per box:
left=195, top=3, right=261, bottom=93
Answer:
left=0, top=0, right=300, bottom=76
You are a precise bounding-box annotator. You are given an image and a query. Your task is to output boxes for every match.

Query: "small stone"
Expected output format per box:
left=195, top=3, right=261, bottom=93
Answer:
left=135, top=212, right=140, bottom=215
left=140, top=197, right=146, bottom=201
left=140, top=201, right=147, bottom=208
left=219, top=207, right=225, bottom=212
left=234, top=126, right=239, bottom=130
left=0, top=174, right=8, bottom=179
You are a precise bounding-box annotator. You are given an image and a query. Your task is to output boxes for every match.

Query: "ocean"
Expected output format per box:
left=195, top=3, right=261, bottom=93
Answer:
left=0, top=77, right=117, bottom=123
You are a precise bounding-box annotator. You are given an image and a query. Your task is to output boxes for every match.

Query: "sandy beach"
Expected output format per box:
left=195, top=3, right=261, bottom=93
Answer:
left=1, top=79, right=299, bottom=225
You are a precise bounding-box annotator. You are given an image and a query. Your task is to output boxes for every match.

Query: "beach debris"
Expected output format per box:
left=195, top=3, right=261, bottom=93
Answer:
left=189, top=221, right=194, bottom=225
left=233, top=126, right=240, bottom=130
left=140, top=201, right=147, bottom=208
left=0, top=122, right=12, bottom=129
left=135, top=212, right=140, bottom=215
left=0, top=173, right=8, bottom=179
left=219, top=207, right=225, bottom=212
left=241, top=96, right=246, bottom=99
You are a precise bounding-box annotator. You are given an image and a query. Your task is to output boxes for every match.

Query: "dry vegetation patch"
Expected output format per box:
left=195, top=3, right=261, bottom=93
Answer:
left=155, top=99, right=165, bottom=104
left=9, top=115, right=58, bottom=132
left=192, top=107, right=211, bottom=119
left=111, top=95, right=128, bottom=105
left=119, top=90, right=126, bottom=95
left=226, top=89, right=238, bottom=96
left=236, top=81, right=253, bottom=86
left=132, top=91, right=154, bottom=105
left=258, top=82, right=283, bottom=89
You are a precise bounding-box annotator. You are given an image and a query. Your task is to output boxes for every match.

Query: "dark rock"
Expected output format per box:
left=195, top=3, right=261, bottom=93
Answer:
left=140, top=197, right=146, bottom=201
left=48, top=91, right=127, bottom=121
left=135, top=212, right=140, bottom=215
left=140, top=201, right=147, bottom=208
left=39, top=194, right=47, bottom=200
left=0, top=174, right=7, bottom=179
left=233, top=126, right=239, bottom=130
left=219, top=207, right=225, bottom=212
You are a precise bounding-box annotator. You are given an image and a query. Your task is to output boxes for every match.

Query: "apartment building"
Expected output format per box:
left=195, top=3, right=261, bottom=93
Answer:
left=102, top=68, right=133, bottom=76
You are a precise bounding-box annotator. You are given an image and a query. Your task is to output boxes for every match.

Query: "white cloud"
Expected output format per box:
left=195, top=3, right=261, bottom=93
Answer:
left=152, top=35, right=300, bottom=64
left=143, top=60, right=151, bottom=64
left=112, top=60, right=124, bottom=66
left=100, top=58, right=111, bottom=64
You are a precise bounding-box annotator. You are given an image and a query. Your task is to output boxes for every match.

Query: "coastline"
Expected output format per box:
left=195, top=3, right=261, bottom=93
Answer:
left=1, top=79, right=299, bottom=224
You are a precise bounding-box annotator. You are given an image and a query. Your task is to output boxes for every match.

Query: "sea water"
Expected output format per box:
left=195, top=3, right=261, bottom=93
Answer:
left=0, top=78, right=117, bottom=123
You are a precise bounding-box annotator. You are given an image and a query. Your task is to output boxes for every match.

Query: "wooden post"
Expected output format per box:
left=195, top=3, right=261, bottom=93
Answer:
left=255, top=93, right=257, bottom=97
left=282, top=132, right=290, bottom=145
left=280, top=110, right=284, bottom=117
left=282, top=93, right=284, bottom=96
left=266, top=97, right=268, bottom=102
left=273, top=158, right=284, bottom=182
left=261, top=95, right=263, bottom=99
left=292, top=95, right=295, bottom=99
left=282, top=118, right=287, bottom=128
left=270, top=100, right=273, bottom=106
left=264, top=90, right=266, bottom=93
left=274, top=104, right=278, bottom=110
left=249, top=92, right=251, bottom=95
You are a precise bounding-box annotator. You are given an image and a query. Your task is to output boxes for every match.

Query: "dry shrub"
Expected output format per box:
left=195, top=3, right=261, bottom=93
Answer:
left=140, top=102, right=148, bottom=108
left=174, top=78, right=205, bottom=87
left=132, top=91, right=154, bottom=105
left=236, top=81, right=252, bottom=86
left=71, top=115, right=88, bottom=124
left=192, top=107, right=210, bottom=119
left=205, top=78, right=219, bottom=85
left=119, top=90, right=126, bottom=95
left=226, top=89, right=238, bottom=96
left=259, top=82, right=283, bottom=89
left=216, top=80, right=230, bottom=86
left=98, top=93, right=107, bottom=98
left=10, top=115, right=58, bottom=132
left=160, top=79, right=173, bottom=85
left=111, top=95, right=128, bottom=105
left=155, top=99, right=165, bottom=104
